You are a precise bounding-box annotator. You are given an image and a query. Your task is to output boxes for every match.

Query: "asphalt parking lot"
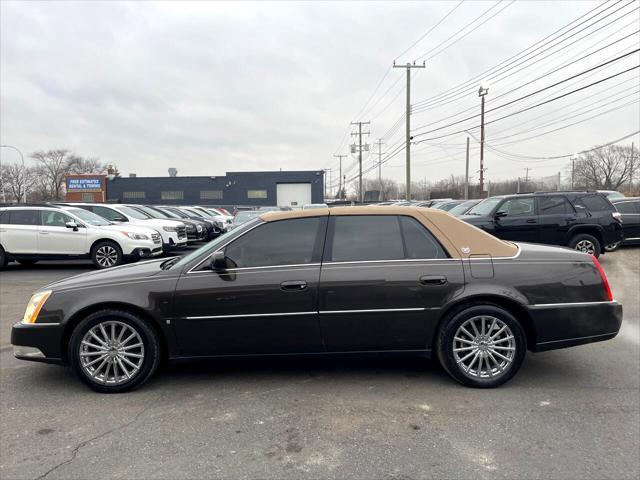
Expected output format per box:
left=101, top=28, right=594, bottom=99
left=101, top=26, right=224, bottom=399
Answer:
left=0, top=247, right=638, bottom=480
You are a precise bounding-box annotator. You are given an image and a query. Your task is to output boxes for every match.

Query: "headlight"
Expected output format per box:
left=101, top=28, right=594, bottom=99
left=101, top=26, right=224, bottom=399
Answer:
left=122, top=232, right=150, bottom=240
left=196, top=225, right=203, bottom=232
left=214, top=221, right=224, bottom=229
left=22, top=291, right=52, bottom=324
left=163, top=226, right=178, bottom=232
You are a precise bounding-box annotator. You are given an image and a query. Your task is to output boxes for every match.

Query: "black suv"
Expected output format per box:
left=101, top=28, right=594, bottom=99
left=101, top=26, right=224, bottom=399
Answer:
left=460, top=191, right=623, bottom=257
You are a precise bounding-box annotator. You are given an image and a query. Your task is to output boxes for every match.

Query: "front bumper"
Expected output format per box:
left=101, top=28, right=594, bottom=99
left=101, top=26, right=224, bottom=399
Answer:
left=527, top=300, right=623, bottom=352
left=11, top=322, right=65, bottom=364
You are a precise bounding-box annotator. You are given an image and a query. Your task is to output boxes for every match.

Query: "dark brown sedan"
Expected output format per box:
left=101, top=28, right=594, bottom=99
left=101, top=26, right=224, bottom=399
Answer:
left=11, top=207, right=622, bottom=392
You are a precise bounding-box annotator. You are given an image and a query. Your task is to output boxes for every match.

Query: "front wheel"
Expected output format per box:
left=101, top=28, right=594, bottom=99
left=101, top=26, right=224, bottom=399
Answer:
left=91, top=241, right=123, bottom=269
left=0, top=247, right=7, bottom=271
left=436, top=305, right=526, bottom=388
left=569, top=233, right=601, bottom=258
left=69, top=310, right=160, bottom=393
left=605, top=241, right=621, bottom=252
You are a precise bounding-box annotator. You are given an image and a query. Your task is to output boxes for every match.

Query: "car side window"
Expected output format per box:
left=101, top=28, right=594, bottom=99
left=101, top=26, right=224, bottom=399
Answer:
left=224, top=217, right=323, bottom=268
left=615, top=201, right=639, bottom=214
left=498, top=198, right=535, bottom=216
left=400, top=216, right=448, bottom=259
left=329, top=215, right=405, bottom=262
left=578, top=195, right=612, bottom=212
left=7, top=210, right=40, bottom=226
left=539, top=196, right=573, bottom=215
left=41, top=211, right=73, bottom=227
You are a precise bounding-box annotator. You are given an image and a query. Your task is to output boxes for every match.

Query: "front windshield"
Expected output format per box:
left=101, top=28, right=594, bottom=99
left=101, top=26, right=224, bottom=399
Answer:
left=67, top=208, right=110, bottom=226
left=466, top=197, right=502, bottom=216
left=234, top=211, right=262, bottom=224
left=606, top=191, right=625, bottom=199
left=448, top=201, right=476, bottom=216
left=166, top=207, right=189, bottom=219
left=185, top=208, right=205, bottom=218
left=134, top=206, right=163, bottom=219
left=170, top=218, right=261, bottom=269
left=118, top=205, right=151, bottom=220
left=155, top=207, right=180, bottom=219
left=437, top=202, right=459, bottom=212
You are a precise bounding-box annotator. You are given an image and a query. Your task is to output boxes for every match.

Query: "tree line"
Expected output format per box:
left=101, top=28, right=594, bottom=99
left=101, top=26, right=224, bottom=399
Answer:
left=0, top=149, right=119, bottom=203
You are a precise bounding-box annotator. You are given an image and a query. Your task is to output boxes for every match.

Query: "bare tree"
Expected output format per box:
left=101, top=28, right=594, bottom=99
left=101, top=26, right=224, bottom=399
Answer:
left=573, top=144, right=638, bottom=190
left=66, top=156, right=108, bottom=175
left=30, top=149, right=72, bottom=200
left=0, top=162, right=35, bottom=202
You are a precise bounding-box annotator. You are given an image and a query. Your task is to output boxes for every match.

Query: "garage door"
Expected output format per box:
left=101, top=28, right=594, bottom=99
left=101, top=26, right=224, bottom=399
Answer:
left=276, top=183, right=312, bottom=208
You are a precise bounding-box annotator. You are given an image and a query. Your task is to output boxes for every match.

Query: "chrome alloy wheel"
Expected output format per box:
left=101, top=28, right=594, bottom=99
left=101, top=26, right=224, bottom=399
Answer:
left=79, top=321, right=144, bottom=385
left=605, top=241, right=621, bottom=252
left=453, top=316, right=516, bottom=379
left=95, top=245, right=119, bottom=267
left=575, top=239, right=596, bottom=255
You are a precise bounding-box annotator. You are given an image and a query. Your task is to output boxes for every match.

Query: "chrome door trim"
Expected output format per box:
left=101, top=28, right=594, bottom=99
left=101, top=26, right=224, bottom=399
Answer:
left=184, top=311, right=317, bottom=320
left=529, top=300, right=618, bottom=308
left=319, top=307, right=429, bottom=314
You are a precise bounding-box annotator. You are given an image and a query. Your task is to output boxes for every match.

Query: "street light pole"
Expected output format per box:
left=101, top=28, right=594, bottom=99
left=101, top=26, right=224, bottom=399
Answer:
left=0, top=144, right=26, bottom=203
left=478, top=83, right=489, bottom=198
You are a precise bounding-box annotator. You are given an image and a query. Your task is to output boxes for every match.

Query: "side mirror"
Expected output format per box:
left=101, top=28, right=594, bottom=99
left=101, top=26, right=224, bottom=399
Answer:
left=494, top=210, right=507, bottom=219
left=65, top=221, right=79, bottom=231
left=211, top=250, right=227, bottom=271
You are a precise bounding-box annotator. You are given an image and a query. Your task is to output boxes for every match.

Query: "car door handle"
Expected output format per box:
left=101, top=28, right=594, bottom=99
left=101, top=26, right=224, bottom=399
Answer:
left=39, top=231, right=49, bottom=235
left=280, top=280, right=307, bottom=291
left=566, top=217, right=577, bottom=223
left=420, top=275, right=447, bottom=286
left=526, top=219, right=537, bottom=224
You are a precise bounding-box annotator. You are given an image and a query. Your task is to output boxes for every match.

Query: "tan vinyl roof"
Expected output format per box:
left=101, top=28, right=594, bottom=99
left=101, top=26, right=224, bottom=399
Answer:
left=260, top=206, right=518, bottom=259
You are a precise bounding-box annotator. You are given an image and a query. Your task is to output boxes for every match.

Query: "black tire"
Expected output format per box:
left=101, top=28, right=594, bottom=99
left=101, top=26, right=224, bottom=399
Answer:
left=0, top=247, right=7, bottom=271
left=68, top=310, right=160, bottom=393
left=17, top=259, right=38, bottom=266
left=568, top=233, right=601, bottom=258
left=436, top=304, right=526, bottom=388
left=91, top=241, right=123, bottom=269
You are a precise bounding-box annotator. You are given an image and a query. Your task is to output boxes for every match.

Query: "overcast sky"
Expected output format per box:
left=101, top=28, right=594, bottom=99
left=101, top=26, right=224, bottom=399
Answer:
left=1, top=1, right=639, bottom=192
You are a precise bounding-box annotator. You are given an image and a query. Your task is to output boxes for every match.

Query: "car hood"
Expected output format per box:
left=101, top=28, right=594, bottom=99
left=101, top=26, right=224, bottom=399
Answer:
left=132, top=219, right=184, bottom=228
left=99, top=224, right=159, bottom=235
left=43, top=257, right=173, bottom=292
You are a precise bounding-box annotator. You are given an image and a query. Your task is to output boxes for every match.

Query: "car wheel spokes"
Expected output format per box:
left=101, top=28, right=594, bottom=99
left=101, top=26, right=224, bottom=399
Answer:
left=79, top=321, right=144, bottom=385
left=453, top=316, right=516, bottom=379
left=575, top=240, right=595, bottom=255
left=96, top=246, right=118, bottom=267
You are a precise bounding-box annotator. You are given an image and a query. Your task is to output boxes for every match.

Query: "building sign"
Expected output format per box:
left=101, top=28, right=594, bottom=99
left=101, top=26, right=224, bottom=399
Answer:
left=66, top=177, right=103, bottom=192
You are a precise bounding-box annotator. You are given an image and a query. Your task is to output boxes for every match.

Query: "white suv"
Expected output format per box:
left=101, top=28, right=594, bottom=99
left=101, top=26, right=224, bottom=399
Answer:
left=73, top=203, right=188, bottom=251
left=0, top=205, right=162, bottom=270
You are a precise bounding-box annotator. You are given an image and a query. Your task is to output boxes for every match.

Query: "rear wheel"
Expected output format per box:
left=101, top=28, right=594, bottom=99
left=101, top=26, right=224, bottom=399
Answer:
left=91, top=241, right=123, bottom=269
left=437, top=305, right=526, bottom=388
left=605, top=241, right=621, bottom=252
left=68, top=310, right=160, bottom=393
left=569, top=233, right=601, bottom=258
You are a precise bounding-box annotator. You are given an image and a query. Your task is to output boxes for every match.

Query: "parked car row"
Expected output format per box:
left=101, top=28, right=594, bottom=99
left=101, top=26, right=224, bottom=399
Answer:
left=377, top=191, right=628, bottom=258
left=0, top=203, right=232, bottom=270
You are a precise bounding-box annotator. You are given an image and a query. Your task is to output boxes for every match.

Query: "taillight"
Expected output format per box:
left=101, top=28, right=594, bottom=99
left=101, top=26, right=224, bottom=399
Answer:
left=591, top=255, right=613, bottom=301
left=612, top=211, right=622, bottom=223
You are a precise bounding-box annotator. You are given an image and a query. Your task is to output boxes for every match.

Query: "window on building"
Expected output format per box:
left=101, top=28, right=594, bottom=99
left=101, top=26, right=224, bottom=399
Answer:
left=247, top=189, right=267, bottom=199
left=81, top=193, right=96, bottom=202
left=224, top=217, right=322, bottom=268
left=200, top=190, right=223, bottom=200
left=123, top=191, right=146, bottom=199
left=161, top=191, right=184, bottom=200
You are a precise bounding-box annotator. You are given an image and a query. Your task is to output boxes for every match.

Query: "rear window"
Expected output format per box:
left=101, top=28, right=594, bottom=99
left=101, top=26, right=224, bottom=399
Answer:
left=575, top=194, right=614, bottom=212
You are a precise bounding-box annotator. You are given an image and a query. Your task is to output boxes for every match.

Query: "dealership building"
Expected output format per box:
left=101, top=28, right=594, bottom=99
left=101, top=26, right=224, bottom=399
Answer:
left=65, top=170, right=325, bottom=208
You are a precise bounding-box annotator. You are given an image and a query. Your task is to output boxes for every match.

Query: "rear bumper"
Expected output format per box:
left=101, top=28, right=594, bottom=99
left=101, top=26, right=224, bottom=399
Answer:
left=11, top=322, right=65, bottom=364
left=527, top=300, right=622, bottom=352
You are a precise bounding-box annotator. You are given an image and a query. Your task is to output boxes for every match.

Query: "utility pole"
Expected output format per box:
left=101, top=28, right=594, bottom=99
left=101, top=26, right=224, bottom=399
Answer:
left=373, top=139, right=384, bottom=200
left=571, top=157, right=575, bottom=189
left=464, top=136, right=470, bottom=199
left=517, top=177, right=521, bottom=194
left=630, top=142, right=635, bottom=190
left=478, top=83, right=490, bottom=197
left=524, top=167, right=531, bottom=185
left=394, top=60, right=426, bottom=201
left=333, top=154, right=347, bottom=200
left=351, top=121, right=370, bottom=203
